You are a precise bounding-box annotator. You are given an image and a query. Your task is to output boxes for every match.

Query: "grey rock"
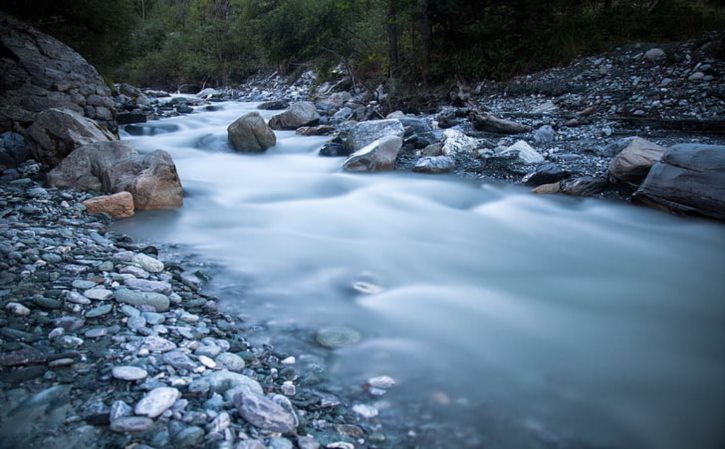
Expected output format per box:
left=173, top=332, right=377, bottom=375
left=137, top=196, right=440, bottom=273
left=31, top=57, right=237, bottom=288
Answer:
left=132, top=253, right=164, bottom=273
left=0, top=132, right=30, bottom=168
left=83, top=288, right=113, bottom=301
left=269, top=102, right=320, bottom=130
left=109, top=400, right=133, bottom=422
left=215, top=352, right=245, bottom=372
left=112, top=366, right=148, bottom=381
left=413, top=156, right=456, bottom=174
left=203, top=370, right=263, bottom=395
left=124, top=278, right=172, bottom=294
left=345, top=119, right=405, bottom=152
left=26, top=108, right=115, bottom=167
left=235, top=440, right=266, bottom=449
left=521, top=163, right=569, bottom=186
left=343, top=136, right=403, bottom=172
left=228, top=112, right=276, bottom=152
left=86, top=304, right=113, bottom=318
left=269, top=437, right=294, bottom=449
left=533, top=125, right=556, bottom=143
left=110, top=416, right=154, bottom=433
left=115, top=288, right=170, bottom=312
left=634, top=144, right=725, bottom=221
left=134, top=387, right=181, bottom=418
left=501, top=141, right=545, bottom=164
left=608, top=137, right=665, bottom=183
left=297, top=436, right=321, bottom=449
left=141, top=336, right=177, bottom=353
left=163, top=350, right=196, bottom=371
left=315, top=326, right=361, bottom=348
left=233, top=390, right=296, bottom=433
left=172, top=426, right=205, bottom=447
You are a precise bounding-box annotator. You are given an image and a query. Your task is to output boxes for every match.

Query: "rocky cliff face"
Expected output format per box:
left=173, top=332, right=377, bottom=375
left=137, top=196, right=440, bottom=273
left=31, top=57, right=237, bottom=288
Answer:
left=0, top=13, right=117, bottom=134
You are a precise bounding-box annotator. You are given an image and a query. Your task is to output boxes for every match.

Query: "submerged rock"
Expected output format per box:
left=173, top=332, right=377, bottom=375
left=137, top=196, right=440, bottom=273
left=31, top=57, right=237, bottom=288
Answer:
left=234, top=390, right=297, bottom=433
left=315, top=326, right=361, bottom=348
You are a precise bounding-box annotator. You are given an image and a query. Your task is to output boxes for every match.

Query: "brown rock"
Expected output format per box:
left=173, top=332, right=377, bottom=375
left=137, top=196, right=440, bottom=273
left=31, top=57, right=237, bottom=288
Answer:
left=608, top=137, right=666, bottom=183
left=130, top=151, right=184, bottom=210
left=532, top=182, right=561, bottom=194
left=82, top=192, right=134, bottom=218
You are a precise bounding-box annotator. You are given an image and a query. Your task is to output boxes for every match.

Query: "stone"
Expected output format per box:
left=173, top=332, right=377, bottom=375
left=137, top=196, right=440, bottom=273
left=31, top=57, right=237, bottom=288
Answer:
left=269, top=437, right=294, bottom=449
left=257, top=100, right=289, bottom=110
left=634, top=144, right=725, bottom=221
left=561, top=176, right=608, bottom=197
left=297, top=436, right=321, bottom=449
left=521, top=163, right=569, bottom=186
left=0, top=13, right=117, bottom=133
left=644, top=48, right=666, bottom=63
left=172, top=426, right=205, bottom=447
left=532, top=182, right=561, bottom=194
left=215, top=352, right=245, bottom=372
left=352, top=404, right=378, bottom=419
left=413, top=156, right=456, bottom=174
left=342, top=136, right=403, bottom=172
left=227, top=112, right=277, bottom=152
left=163, top=350, right=197, bottom=371
left=0, top=348, right=47, bottom=367
left=366, top=375, right=396, bottom=389
left=141, top=336, right=177, bottom=353
left=124, top=278, right=172, bottom=294
left=319, top=138, right=350, bottom=157
left=501, top=141, right=545, bottom=164
left=0, top=132, right=30, bottom=168
left=5, top=302, right=30, bottom=316
left=345, top=119, right=405, bottom=153
left=441, top=129, right=479, bottom=155
left=235, top=440, right=267, bottom=449
left=533, top=125, right=556, bottom=144
left=86, top=304, right=113, bottom=318
left=132, top=253, right=164, bottom=273
left=203, top=370, right=263, bottom=394
left=82, top=192, right=135, bottom=219
left=269, top=102, right=320, bottom=130
left=233, top=390, right=296, bottom=433
left=47, top=141, right=183, bottom=210
left=315, top=326, right=361, bottom=348
left=115, top=288, right=170, bottom=312
left=26, top=108, right=116, bottom=166
left=134, top=387, right=181, bottom=418
left=83, top=288, right=113, bottom=301
left=608, top=137, right=665, bottom=183
left=112, top=366, right=149, bottom=381
left=471, top=112, right=530, bottom=134
left=110, top=416, right=154, bottom=433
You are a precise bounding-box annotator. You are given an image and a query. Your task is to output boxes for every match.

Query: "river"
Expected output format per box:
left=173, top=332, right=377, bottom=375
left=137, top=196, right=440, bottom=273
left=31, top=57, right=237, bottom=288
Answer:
left=115, top=100, right=725, bottom=449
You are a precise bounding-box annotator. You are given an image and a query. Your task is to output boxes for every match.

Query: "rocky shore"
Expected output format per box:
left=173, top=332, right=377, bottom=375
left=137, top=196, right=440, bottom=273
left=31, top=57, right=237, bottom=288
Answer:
left=0, top=167, right=402, bottom=449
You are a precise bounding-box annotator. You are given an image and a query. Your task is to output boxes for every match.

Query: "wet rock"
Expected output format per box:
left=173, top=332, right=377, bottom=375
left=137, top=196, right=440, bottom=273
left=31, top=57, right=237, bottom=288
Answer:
left=5, top=302, right=30, bottom=316
left=561, top=176, right=608, bottom=196
left=269, top=102, right=320, bottom=130
left=345, top=119, right=405, bottom=153
left=85, top=304, right=113, bottom=318
left=164, top=350, right=196, bottom=371
left=172, top=426, right=205, bottom=447
left=115, top=288, right=170, bottom=312
left=203, top=370, right=263, bottom=394
left=315, top=326, right=361, bottom=348
left=25, top=108, right=116, bottom=167
left=215, top=352, right=245, bottom=372
left=352, top=403, right=379, bottom=419
left=413, top=156, right=456, bottom=174
left=297, top=125, right=335, bottom=136
left=608, top=137, right=665, bottom=183
left=0, top=132, right=30, bottom=168
left=501, top=141, right=544, bottom=164
left=234, top=390, right=296, bottom=433
left=134, top=387, right=181, bottom=418
left=132, top=253, right=164, bottom=273
left=521, top=163, right=569, bottom=186
left=319, top=138, right=350, bottom=157
left=82, top=192, right=135, bottom=219
left=533, top=125, right=556, bottom=143
left=112, top=366, right=149, bottom=381
left=342, top=136, right=403, bottom=172
left=110, top=416, right=154, bottom=433
left=227, top=112, right=277, bottom=152
left=0, top=348, right=47, bottom=367
left=129, top=150, right=184, bottom=210
left=634, top=144, right=725, bottom=221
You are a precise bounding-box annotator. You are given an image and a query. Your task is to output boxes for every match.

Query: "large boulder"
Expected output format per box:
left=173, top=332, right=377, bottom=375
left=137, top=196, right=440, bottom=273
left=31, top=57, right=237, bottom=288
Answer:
left=269, top=102, right=320, bottom=130
left=0, top=13, right=117, bottom=133
left=345, top=119, right=405, bottom=153
left=227, top=112, right=276, bottom=152
left=342, top=136, right=403, bottom=172
left=608, top=137, right=665, bottom=183
left=26, top=108, right=116, bottom=167
left=47, top=141, right=183, bottom=210
left=634, top=144, right=725, bottom=221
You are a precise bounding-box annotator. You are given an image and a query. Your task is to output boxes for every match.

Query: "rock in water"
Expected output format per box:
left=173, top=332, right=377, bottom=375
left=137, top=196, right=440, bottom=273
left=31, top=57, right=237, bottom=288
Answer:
left=129, top=150, right=184, bottom=209
left=227, top=112, right=276, bottom=152
left=634, top=144, right=725, bottom=221
left=345, top=119, right=405, bottom=153
left=342, top=136, right=403, bottom=172
left=269, top=102, right=320, bottom=130
left=26, top=108, right=116, bottom=167
left=82, top=192, right=135, bottom=218
left=608, top=137, right=666, bottom=183
left=134, top=387, right=181, bottom=418
left=315, top=326, right=361, bottom=348
left=233, top=390, right=296, bottom=433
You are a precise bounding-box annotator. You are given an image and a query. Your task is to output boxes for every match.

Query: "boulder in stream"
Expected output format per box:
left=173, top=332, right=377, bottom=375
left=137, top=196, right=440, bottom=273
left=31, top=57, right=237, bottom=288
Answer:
left=269, top=102, right=320, bottom=130
left=344, top=119, right=405, bottom=153
left=228, top=112, right=276, bottom=152
left=342, top=136, right=403, bottom=172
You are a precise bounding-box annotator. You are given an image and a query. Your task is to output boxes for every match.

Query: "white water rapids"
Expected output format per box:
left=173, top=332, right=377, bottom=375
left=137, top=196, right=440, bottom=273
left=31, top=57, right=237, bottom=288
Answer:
left=116, top=101, right=725, bottom=449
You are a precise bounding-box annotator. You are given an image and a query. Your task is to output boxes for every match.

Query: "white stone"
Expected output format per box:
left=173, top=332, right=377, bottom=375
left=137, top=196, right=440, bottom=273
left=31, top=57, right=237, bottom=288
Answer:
left=134, top=387, right=181, bottom=418
left=83, top=288, right=113, bottom=300
left=5, top=302, right=30, bottom=316
left=112, top=366, right=149, bottom=381
left=501, top=141, right=544, bottom=164
left=442, top=129, right=478, bottom=155
left=132, top=253, right=164, bottom=273
left=352, top=404, right=379, bottom=419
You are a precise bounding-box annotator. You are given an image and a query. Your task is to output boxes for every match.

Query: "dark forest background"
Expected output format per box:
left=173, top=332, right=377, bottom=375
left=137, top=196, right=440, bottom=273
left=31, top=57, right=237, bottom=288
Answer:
left=2, top=0, right=724, bottom=90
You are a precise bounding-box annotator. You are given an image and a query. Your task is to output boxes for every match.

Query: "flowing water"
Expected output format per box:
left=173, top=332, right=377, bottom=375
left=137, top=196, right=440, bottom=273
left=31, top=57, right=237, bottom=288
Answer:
left=116, top=101, right=725, bottom=449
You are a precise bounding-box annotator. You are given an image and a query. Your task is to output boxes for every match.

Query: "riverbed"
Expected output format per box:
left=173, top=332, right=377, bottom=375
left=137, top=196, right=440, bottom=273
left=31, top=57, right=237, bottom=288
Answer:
left=116, top=101, right=725, bottom=449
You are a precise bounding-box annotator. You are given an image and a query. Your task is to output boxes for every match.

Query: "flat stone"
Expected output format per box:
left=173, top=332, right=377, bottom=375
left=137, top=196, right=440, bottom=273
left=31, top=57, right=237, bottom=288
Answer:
left=141, top=336, right=177, bottom=353
left=86, top=304, right=113, bottom=318
left=172, top=426, right=205, bottom=447
left=233, top=390, right=296, bottom=433
left=83, top=288, right=113, bottom=301
left=115, top=288, right=170, bottom=312
left=298, top=436, right=321, bottom=449
left=132, top=253, right=164, bottom=273
left=163, top=350, right=197, bottom=371
left=203, top=370, right=263, bottom=394
left=72, top=280, right=97, bottom=289
left=112, top=366, right=149, bottom=381
left=124, top=278, right=172, bottom=294
left=0, top=348, right=47, bottom=367
left=134, top=387, right=181, bottom=418
left=315, top=326, right=361, bottom=349
left=110, top=416, right=154, bottom=433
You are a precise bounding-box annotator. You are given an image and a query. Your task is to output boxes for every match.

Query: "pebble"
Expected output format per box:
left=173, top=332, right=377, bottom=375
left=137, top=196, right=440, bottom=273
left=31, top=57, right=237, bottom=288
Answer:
left=64, top=290, right=91, bottom=304
left=72, top=280, right=97, bottom=289
left=84, top=327, right=108, bottom=338
left=5, top=302, right=30, bottom=315
left=134, top=387, right=181, bottom=418
left=163, top=350, right=197, bottom=371
left=48, top=358, right=75, bottom=367
left=352, top=404, right=379, bottom=419
left=199, top=355, right=217, bottom=368
left=112, top=366, right=149, bottom=381
left=83, top=288, right=113, bottom=300
left=110, top=416, right=154, bottom=433
left=367, top=375, right=396, bottom=389
left=315, top=326, right=361, bottom=349
left=141, top=335, right=177, bottom=353
left=115, top=288, right=170, bottom=312
left=269, top=437, right=294, bottom=449
left=281, top=381, right=296, bottom=396
left=132, top=253, right=165, bottom=273
left=233, top=390, right=296, bottom=433
left=171, top=425, right=205, bottom=447
left=298, top=436, right=321, bottom=449
left=215, top=352, right=245, bottom=372
left=86, top=304, right=113, bottom=318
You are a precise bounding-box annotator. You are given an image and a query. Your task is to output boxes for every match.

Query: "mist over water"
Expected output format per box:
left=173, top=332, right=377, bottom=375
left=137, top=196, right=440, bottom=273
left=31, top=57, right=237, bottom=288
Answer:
left=116, top=102, right=725, bottom=449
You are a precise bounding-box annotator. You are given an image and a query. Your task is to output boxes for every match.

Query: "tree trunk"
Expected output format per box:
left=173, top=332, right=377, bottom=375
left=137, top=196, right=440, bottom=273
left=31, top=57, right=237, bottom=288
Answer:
left=386, top=0, right=400, bottom=81
left=417, top=0, right=431, bottom=86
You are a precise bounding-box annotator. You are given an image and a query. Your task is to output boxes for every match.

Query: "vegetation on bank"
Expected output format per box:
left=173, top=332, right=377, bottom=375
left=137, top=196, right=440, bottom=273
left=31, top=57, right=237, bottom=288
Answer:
left=2, top=0, right=724, bottom=91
